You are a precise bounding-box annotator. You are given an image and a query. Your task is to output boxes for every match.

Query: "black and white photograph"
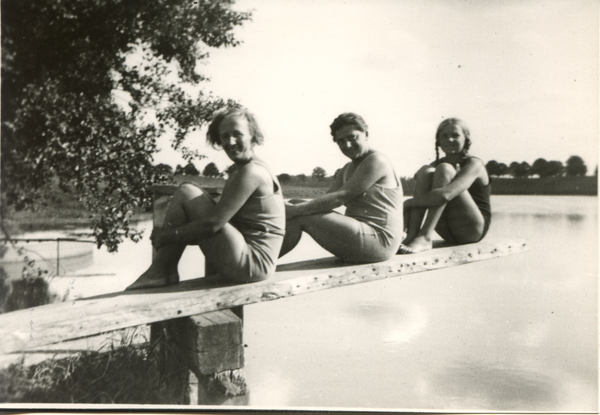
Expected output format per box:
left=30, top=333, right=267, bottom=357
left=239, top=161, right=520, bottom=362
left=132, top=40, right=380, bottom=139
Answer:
left=0, top=0, right=598, bottom=412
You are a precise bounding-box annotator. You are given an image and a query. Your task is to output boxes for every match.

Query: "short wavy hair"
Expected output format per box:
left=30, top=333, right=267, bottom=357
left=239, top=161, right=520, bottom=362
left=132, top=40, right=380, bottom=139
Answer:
left=206, top=107, right=264, bottom=149
left=435, top=117, right=472, bottom=160
left=329, top=112, right=369, bottom=140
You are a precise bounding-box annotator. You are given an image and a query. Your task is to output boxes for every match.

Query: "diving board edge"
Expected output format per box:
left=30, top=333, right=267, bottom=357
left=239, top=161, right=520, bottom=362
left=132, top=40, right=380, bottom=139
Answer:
left=0, top=238, right=528, bottom=354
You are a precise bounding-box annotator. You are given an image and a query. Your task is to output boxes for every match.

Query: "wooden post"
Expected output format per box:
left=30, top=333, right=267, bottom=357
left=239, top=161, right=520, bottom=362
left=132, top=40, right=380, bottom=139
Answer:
left=149, top=184, right=247, bottom=405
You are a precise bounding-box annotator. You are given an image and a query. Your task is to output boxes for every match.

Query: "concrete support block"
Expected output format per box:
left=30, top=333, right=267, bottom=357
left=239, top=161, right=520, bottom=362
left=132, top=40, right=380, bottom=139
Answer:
left=151, top=308, right=247, bottom=405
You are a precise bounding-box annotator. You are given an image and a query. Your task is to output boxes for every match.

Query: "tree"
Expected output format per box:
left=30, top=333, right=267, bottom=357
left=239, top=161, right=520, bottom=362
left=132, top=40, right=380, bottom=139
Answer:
left=154, top=163, right=174, bottom=183
left=565, top=155, right=587, bottom=177
left=486, top=160, right=509, bottom=177
left=224, top=164, right=237, bottom=178
left=277, top=173, right=291, bottom=184
left=183, top=162, right=200, bottom=176
left=509, top=161, right=531, bottom=178
left=202, top=162, right=220, bottom=178
left=545, top=160, right=564, bottom=177
left=312, top=167, right=326, bottom=181
left=1, top=0, right=251, bottom=251
left=531, top=158, right=549, bottom=177
left=532, top=158, right=564, bottom=177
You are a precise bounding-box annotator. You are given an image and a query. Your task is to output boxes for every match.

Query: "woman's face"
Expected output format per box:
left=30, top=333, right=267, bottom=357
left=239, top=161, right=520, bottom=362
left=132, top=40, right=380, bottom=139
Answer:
left=219, top=115, right=254, bottom=164
left=333, top=124, right=369, bottom=160
left=437, top=123, right=466, bottom=156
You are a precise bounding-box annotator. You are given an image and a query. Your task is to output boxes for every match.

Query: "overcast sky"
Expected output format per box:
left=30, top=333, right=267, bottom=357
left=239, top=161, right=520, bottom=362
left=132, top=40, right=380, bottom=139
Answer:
left=154, top=0, right=599, bottom=178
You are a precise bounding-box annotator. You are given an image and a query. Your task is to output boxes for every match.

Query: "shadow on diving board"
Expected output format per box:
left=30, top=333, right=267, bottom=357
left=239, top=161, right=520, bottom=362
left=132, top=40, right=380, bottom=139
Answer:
left=0, top=238, right=528, bottom=355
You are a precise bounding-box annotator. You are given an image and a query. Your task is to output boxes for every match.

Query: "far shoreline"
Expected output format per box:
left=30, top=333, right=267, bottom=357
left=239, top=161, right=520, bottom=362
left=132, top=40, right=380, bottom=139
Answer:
left=1, top=175, right=596, bottom=236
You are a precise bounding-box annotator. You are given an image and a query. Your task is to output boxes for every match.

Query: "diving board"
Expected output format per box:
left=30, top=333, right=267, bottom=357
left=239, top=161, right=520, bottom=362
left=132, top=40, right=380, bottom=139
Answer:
left=0, top=238, right=528, bottom=355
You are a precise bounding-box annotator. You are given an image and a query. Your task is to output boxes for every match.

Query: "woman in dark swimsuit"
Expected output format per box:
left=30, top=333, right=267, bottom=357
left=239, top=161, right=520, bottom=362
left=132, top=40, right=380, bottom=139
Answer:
left=399, top=118, right=491, bottom=254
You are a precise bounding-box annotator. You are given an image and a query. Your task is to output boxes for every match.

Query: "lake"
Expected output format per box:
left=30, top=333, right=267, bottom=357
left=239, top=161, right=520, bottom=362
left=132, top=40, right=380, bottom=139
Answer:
left=1, top=195, right=598, bottom=411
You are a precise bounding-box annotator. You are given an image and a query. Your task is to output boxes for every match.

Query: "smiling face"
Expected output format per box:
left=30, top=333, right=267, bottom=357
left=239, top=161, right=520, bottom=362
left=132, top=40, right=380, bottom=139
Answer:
left=219, top=115, right=254, bottom=164
left=437, top=123, right=466, bottom=156
left=333, top=124, right=369, bottom=160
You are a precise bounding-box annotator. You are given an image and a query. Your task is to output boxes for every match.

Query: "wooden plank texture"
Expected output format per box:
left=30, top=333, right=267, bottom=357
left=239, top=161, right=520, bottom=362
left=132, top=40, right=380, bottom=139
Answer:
left=0, top=238, right=528, bottom=354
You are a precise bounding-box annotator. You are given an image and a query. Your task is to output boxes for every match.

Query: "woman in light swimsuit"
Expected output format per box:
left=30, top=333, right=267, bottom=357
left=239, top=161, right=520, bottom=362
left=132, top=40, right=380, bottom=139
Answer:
left=280, top=113, right=403, bottom=263
left=127, top=107, right=285, bottom=289
left=399, top=117, right=491, bottom=254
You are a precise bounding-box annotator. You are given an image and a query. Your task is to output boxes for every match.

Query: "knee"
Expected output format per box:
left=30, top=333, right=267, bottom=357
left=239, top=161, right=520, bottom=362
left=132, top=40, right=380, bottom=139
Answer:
left=434, top=163, right=457, bottom=181
left=177, top=183, right=202, bottom=200
left=415, top=165, right=435, bottom=180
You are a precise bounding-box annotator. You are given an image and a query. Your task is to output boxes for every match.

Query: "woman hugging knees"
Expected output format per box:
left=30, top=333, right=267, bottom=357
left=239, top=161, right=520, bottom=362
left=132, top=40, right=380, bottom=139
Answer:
left=279, top=112, right=404, bottom=263
left=399, top=117, right=492, bottom=254
left=126, top=107, right=285, bottom=290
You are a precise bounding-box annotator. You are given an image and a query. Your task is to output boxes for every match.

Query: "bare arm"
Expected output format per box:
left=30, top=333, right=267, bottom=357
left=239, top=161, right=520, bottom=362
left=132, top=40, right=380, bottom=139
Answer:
left=157, top=164, right=262, bottom=246
left=326, top=166, right=345, bottom=193
left=287, top=153, right=391, bottom=218
left=405, top=158, right=487, bottom=209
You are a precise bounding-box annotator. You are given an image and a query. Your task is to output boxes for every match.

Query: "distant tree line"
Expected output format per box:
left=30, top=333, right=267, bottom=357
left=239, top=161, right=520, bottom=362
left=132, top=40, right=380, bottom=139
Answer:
left=155, top=157, right=594, bottom=191
left=485, top=155, right=589, bottom=178
left=152, top=161, right=229, bottom=183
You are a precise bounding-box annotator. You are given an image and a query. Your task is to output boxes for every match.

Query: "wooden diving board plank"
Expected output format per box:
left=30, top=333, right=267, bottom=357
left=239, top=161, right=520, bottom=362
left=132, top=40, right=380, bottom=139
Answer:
left=0, top=238, right=528, bottom=355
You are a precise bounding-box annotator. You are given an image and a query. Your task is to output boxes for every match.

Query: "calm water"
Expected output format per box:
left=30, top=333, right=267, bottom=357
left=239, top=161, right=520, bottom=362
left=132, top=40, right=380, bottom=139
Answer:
left=3, top=195, right=598, bottom=411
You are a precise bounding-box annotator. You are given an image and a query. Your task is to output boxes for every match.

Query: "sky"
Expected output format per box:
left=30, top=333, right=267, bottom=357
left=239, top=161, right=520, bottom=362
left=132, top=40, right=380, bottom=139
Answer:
left=153, top=0, right=599, bottom=178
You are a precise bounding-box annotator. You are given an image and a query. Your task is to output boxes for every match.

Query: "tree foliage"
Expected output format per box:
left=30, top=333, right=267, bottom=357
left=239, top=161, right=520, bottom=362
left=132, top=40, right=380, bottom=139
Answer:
left=312, top=167, right=326, bottom=181
left=1, top=0, right=251, bottom=251
left=183, top=162, right=200, bottom=176
left=223, top=164, right=237, bottom=178
left=276, top=173, right=291, bottom=184
left=202, top=162, right=220, bottom=178
left=485, top=160, right=509, bottom=177
left=509, top=161, right=531, bottom=178
left=565, top=155, right=587, bottom=177
left=531, top=158, right=563, bottom=177
left=153, top=163, right=174, bottom=184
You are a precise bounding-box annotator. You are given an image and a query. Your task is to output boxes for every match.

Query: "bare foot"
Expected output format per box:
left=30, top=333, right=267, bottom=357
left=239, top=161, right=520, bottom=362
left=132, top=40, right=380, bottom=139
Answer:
left=125, top=268, right=179, bottom=291
left=397, top=234, right=415, bottom=254
left=398, top=235, right=432, bottom=255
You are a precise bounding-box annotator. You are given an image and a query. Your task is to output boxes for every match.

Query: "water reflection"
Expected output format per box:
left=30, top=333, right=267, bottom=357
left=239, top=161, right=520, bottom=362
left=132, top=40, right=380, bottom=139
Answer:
left=347, top=302, right=428, bottom=344
left=0, top=196, right=597, bottom=411
left=244, top=196, right=598, bottom=411
left=432, top=360, right=558, bottom=410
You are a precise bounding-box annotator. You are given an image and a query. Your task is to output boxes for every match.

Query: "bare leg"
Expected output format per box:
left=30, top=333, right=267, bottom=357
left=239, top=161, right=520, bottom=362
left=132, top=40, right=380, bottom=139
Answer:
left=402, top=164, right=456, bottom=253
left=280, top=211, right=395, bottom=263
left=279, top=199, right=309, bottom=258
left=279, top=217, right=304, bottom=258
left=403, top=166, right=435, bottom=244
left=401, top=163, right=485, bottom=254
left=126, top=184, right=204, bottom=290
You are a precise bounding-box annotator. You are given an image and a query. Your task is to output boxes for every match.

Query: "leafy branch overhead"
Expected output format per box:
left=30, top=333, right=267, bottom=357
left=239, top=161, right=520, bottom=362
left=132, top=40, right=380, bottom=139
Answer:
left=1, top=0, right=251, bottom=251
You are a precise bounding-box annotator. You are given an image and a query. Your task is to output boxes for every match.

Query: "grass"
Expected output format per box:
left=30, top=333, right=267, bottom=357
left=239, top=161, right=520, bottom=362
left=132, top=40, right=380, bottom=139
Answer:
left=0, top=328, right=179, bottom=404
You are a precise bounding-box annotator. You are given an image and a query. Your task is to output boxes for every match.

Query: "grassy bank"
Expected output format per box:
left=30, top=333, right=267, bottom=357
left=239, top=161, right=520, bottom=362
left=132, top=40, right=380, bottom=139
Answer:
left=489, top=176, right=597, bottom=196
left=0, top=330, right=181, bottom=404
